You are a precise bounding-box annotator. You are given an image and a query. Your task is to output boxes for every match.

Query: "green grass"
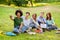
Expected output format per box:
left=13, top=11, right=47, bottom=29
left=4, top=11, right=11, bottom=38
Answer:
left=0, top=5, right=60, bottom=40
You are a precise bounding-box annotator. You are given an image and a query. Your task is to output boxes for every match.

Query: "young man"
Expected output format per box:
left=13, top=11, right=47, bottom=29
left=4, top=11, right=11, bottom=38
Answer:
left=37, top=12, right=46, bottom=32
left=21, top=12, right=30, bottom=33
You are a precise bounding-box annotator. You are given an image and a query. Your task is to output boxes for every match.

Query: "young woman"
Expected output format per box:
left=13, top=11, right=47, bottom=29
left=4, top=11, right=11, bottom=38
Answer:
left=29, top=14, right=42, bottom=33
left=46, top=12, right=57, bottom=31
left=29, top=14, right=39, bottom=28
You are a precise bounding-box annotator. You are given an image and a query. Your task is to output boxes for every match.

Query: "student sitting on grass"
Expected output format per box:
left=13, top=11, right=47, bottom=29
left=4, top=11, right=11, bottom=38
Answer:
left=29, top=14, right=42, bottom=33
left=46, top=12, right=58, bottom=31
left=37, top=12, right=46, bottom=32
left=21, top=12, right=31, bottom=33
left=10, top=10, right=23, bottom=34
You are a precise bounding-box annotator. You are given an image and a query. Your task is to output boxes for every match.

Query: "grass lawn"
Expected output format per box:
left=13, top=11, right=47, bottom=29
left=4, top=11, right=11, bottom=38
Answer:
left=0, top=5, right=60, bottom=40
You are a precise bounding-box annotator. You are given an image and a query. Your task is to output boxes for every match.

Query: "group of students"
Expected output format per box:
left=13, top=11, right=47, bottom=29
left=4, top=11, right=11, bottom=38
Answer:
left=10, top=10, right=58, bottom=34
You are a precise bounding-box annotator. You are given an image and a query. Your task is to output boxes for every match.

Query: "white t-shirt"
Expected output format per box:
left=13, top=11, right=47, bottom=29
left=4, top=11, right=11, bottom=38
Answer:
left=21, top=16, right=30, bottom=27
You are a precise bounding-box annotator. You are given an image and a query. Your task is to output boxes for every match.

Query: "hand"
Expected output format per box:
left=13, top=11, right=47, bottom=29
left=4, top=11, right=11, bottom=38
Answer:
left=41, top=22, right=45, bottom=24
left=10, top=15, right=12, bottom=19
left=52, top=24, right=55, bottom=26
left=10, top=15, right=14, bottom=20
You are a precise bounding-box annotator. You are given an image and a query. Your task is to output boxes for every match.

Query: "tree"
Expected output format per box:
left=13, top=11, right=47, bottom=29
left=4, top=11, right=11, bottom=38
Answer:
left=7, top=0, right=11, bottom=5
left=0, top=0, right=6, bottom=4
left=12, top=0, right=28, bottom=6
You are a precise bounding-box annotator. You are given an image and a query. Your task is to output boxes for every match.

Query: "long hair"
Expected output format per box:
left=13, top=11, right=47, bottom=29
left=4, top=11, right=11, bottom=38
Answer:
left=32, top=13, right=37, bottom=21
left=46, top=12, right=52, bottom=20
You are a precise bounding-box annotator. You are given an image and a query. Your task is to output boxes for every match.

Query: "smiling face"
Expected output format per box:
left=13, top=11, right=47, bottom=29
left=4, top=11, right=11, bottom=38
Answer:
left=47, top=14, right=50, bottom=18
left=15, top=10, right=23, bottom=18
left=32, top=14, right=37, bottom=20
left=26, top=12, right=30, bottom=17
left=26, top=13, right=30, bottom=17
left=46, top=12, right=52, bottom=20
left=16, top=12, right=21, bottom=18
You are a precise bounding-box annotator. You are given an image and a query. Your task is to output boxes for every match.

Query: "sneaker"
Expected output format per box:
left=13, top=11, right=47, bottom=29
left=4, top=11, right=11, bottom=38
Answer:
left=56, top=28, right=60, bottom=34
left=28, top=32, right=36, bottom=35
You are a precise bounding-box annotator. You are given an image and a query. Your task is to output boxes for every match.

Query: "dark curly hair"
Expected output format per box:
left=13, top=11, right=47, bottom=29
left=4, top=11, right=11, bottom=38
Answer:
left=15, top=10, right=23, bottom=17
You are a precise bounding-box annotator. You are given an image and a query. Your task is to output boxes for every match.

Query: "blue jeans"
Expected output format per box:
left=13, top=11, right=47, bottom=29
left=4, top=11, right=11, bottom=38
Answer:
left=47, top=25, right=57, bottom=30
left=29, top=23, right=38, bottom=29
left=13, top=26, right=20, bottom=33
left=13, top=26, right=28, bottom=33
left=21, top=26, right=28, bottom=32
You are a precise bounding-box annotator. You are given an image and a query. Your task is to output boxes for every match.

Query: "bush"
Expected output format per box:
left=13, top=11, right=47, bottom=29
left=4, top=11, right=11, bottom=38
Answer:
left=0, top=0, right=7, bottom=4
left=12, top=0, right=28, bottom=7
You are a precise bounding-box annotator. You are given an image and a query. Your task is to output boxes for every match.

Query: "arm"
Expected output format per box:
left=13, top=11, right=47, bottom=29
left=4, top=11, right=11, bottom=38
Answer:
left=20, top=22, right=24, bottom=29
left=19, top=22, right=24, bottom=32
left=52, top=18, right=56, bottom=26
left=10, top=15, right=14, bottom=20
left=43, top=18, right=46, bottom=24
left=40, top=18, right=46, bottom=24
left=32, top=18, right=41, bottom=28
left=37, top=17, right=41, bottom=25
left=19, top=18, right=24, bottom=29
left=32, top=19, right=39, bottom=26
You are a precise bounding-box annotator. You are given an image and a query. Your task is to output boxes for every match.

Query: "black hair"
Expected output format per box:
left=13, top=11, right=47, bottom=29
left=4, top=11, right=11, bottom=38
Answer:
left=15, top=10, right=23, bottom=16
left=26, top=12, right=30, bottom=15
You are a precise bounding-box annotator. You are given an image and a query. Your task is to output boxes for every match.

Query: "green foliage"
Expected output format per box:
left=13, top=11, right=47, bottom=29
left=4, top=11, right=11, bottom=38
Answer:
left=7, top=0, right=11, bottom=5
left=0, top=0, right=6, bottom=4
left=0, top=0, right=60, bottom=7
left=12, top=0, right=28, bottom=6
left=34, top=0, right=60, bottom=3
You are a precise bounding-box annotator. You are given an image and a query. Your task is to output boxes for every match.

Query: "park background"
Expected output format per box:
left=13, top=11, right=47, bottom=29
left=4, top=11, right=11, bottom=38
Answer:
left=0, top=0, right=60, bottom=40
